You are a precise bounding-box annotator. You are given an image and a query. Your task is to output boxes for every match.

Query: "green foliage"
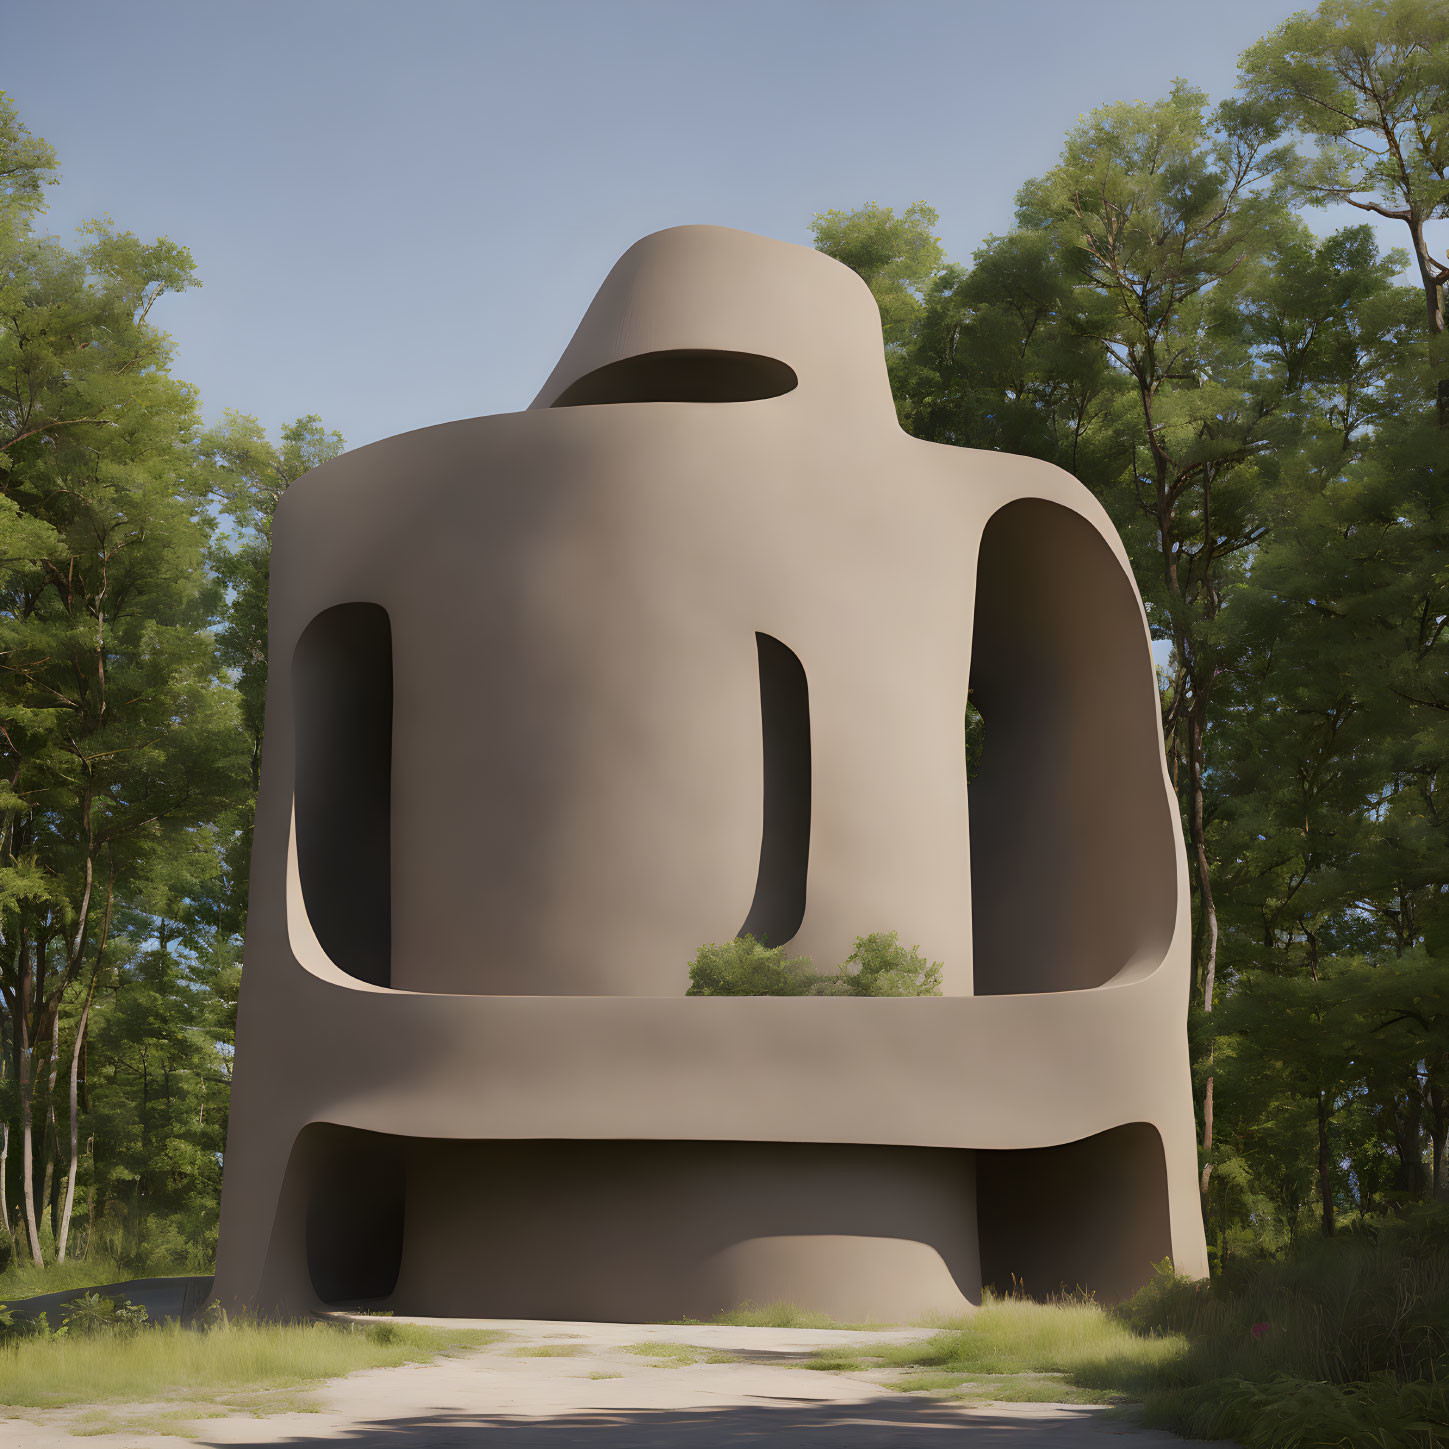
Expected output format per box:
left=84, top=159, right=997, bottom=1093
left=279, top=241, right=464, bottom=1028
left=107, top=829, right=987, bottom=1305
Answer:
left=0, top=93, right=344, bottom=1276
left=803, top=1296, right=1186, bottom=1393
left=685, top=935, right=819, bottom=996
left=811, top=201, right=946, bottom=422
left=840, top=931, right=944, bottom=997
left=1119, top=1209, right=1449, bottom=1446
left=816, top=0, right=1449, bottom=1281
left=59, top=1291, right=147, bottom=1337
left=685, top=932, right=942, bottom=997
left=1239, top=0, right=1449, bottom=312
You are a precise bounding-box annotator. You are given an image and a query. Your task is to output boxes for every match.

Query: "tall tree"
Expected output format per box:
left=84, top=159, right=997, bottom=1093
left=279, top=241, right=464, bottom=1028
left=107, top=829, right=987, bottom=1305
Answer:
left=1239, top=0, right=1449, bottom=419
left=0, top=93, right=246, bottom=1265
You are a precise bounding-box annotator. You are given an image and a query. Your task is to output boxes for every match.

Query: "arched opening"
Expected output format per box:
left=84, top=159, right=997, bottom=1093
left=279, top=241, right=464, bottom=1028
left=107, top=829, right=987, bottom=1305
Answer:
left=738, top=633, right=811, bottom=946
left=293, top=603, right=393, bottom=988
left=550, top=349, right=797, bottom=406
left=975, top=1123, right=1172, bottom=1303
left=302, top=1125, right=406, bottom=1306
left=392, top=1139, right=977, bottom=1322
left=968, top=500, right=1175, bottom=994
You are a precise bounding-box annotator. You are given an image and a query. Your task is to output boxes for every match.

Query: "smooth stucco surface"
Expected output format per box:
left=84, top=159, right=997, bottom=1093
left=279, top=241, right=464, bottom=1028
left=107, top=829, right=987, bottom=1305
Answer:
left=213, top=224, right=1209, bottom=1320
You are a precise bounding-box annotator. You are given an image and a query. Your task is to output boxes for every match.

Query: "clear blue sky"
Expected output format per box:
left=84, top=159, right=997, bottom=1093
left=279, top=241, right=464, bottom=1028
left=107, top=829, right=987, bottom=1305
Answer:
left=6, top=0, right=1398, bottom=450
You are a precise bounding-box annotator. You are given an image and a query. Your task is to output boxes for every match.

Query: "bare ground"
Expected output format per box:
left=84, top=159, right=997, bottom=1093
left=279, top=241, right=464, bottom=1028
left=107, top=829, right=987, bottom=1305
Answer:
left=3, top=1316, right=1238, bottom=1447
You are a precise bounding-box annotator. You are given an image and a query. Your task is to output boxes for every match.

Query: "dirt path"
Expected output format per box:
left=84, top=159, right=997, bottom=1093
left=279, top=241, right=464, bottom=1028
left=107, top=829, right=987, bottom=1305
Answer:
left=7, top=1317, right=1237, bottom=1447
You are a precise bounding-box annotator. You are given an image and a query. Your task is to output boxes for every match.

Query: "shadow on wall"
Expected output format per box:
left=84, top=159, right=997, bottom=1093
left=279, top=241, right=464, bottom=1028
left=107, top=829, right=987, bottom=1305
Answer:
left=739, top=633, right=810, bottom=947
left=291, top=1124, right=1170, bottom=1317
left=550, top=348, right=798, bottom=406
left=293, top=603, right=393, bottom=989
left=977, top=1122, right=1172, bottom=1303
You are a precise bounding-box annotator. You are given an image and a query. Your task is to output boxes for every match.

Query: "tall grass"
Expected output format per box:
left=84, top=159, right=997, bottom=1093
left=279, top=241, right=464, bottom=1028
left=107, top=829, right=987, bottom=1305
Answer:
left=805, top=1294, right=1186, bottom=1397
left=0, top=1318, right=503, bottom=1410
left=796, top=1210, right=1449, bottom=1447
left=0, top=1255, right=141, bottom=1303
left=1120, top=1207, right=1449, bottom=1448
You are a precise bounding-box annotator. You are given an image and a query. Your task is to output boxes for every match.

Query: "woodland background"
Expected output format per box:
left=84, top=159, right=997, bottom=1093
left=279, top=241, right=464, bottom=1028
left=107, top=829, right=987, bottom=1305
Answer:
left=0, top=0, right=1444, bottom=1277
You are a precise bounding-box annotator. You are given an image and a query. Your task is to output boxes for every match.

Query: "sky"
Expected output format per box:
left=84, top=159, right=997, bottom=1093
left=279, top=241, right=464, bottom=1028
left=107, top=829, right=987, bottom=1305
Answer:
left=5, top=0, right=1406, bottom=451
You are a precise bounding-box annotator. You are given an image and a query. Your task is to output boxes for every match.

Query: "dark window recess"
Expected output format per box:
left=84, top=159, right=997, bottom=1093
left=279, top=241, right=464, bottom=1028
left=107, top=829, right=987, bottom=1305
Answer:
left=303, top=1126, right=405, bottom=1306
left=738, top=633, right=811, bottom=947
left=551, top=349, right=797, bottom=406
left=293, top=603, right=393, bottom=988
left=968, top=500, right=1176, bottom=994
left=976, top=1123, right=1171, bottom=1303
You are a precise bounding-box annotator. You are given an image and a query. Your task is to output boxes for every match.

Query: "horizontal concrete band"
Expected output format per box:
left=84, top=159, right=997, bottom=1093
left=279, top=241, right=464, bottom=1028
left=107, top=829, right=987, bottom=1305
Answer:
left=237, top=949, right=1187, bottom=1154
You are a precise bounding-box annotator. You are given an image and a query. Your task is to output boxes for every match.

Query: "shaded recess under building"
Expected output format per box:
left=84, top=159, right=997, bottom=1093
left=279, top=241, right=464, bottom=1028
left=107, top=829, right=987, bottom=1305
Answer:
left=213, top=224, right=1208, bottom=1322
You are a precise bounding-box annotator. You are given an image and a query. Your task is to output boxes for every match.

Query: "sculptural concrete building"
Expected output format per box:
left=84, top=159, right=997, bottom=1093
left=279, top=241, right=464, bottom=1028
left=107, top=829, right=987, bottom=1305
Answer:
left=213, top=225, right=1209, bottom=1321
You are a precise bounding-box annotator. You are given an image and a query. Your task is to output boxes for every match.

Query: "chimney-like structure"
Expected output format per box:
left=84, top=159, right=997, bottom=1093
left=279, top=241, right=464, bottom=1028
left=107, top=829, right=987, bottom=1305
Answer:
left=213, top=225, right=1208, bottom=1320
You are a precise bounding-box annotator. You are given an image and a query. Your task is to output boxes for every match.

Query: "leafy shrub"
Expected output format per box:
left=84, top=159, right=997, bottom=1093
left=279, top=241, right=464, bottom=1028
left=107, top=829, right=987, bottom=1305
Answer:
left=1154, top=1373, right=1449, bottom=1449
left=686, top=931, right=942, bottom=997
left=61, top=1291, right=149, bottom=1337
left=1121, top=1207, right=1449, bottom=1447
left=839, top=931, right=943, bottom=996
left=685, top=935, right=820, bottom=995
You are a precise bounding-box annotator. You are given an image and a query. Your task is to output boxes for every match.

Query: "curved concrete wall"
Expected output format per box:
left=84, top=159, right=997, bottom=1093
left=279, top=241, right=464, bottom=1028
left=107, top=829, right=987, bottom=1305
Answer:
left=214, top=225, right=1208, bottom=1321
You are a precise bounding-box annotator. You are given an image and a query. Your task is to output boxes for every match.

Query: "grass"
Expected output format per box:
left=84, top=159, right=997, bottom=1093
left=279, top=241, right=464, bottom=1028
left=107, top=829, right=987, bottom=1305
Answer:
left=511, top=1344, right=584, bottom=1357
left=672, top=1300, right=887, bottom=1331
left=0, top=1255, right=146, bottom=1304
left=620, top=1341, right=737, bottom=1367
left=803, top=1295, right=1183, bottom=1408
left=621, top=1340, right=709, bottom=1366
left=798, top=1207, right=1449, bottom=1447
left=0, top=1317, right=505, bottom=1421
left=1119, top=1209, right=1449, bottom=1448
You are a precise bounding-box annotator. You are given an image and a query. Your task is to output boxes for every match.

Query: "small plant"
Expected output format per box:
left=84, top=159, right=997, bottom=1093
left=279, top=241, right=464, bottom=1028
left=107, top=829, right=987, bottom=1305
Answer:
left=686, top=932, right=942, bottom=997
left=686, top=935, right=819, bottom=995
left=838, top=931, right=943, bottom=997
left=621, top=1341, right=707, bottom=1365
left=61, top=1292, right=149, bottom=1338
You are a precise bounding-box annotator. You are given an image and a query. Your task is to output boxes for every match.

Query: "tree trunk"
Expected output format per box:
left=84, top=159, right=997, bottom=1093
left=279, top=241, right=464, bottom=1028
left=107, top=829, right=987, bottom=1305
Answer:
left=1405, top=218, right=1448, bottom=427
left=17, top=939, right=41, bottom=1267
left=1408, top=218, right=1445, bottom=339
left=40, top=1007, right=58, bottom=1242
left=0, top=1120, right=10, bottom=1248
left=58, top=864, right=110, bottom=1264
left=18, top=1039, right=41, bottom=1265
left=1317, top=1090, right=1335, bottom=1236
left=57, top=973, right=101, bottom=1263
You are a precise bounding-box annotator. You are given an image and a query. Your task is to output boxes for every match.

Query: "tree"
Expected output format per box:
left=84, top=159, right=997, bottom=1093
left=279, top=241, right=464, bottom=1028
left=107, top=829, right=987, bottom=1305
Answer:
left=1239, top=0, right=1449, bottom=418
left=0, top=93, right=247, bottom=1266
left=810, top=202, right=945, bottom=423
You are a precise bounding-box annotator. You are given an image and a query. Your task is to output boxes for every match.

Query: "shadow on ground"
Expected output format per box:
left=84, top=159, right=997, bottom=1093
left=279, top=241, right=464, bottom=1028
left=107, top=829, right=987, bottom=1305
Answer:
left=201, top=1398, right=1128, bottom=1447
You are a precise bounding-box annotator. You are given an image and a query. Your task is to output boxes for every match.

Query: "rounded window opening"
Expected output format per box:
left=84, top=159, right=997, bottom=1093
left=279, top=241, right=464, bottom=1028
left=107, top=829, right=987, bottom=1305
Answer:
left=550, top=349, right=798, bottom=407
left=738, top=633, right=811, bottom=947
left=292, top=602, right=393, bottom=988
left=967, top=499, right=1176, bottom=995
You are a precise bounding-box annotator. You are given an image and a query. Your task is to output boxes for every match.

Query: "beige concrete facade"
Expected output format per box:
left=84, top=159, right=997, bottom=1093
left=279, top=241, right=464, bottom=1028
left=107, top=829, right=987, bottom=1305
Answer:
left=213, top=225, right=1209, bottom=1321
